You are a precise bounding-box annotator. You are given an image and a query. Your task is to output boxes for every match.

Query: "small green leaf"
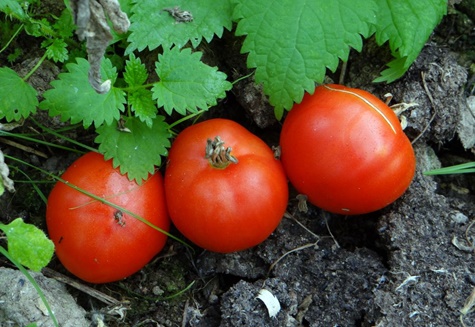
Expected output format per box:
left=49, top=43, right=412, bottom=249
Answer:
left=43, top=38, right=69, bottom=63
left=0, top=218, right=54, bottom=272
left=152, top=47, right=232, bottom=115
left=233, top=0, right=377, bottom=114
left=129, top=89, right=157, bottom=128
left=126, top=0, right=233, bottom=52
left=95, top=116, right=171, bottom=183
left=53, top=8, right=75, bottom=39
left=373, top=56, right=409, bottom=83
left=0, top=0, right=27, bottom=20
left=25, top=18, right=55, bottom=38
left=373, top=0, right=447, bottom=82
left=40, top=58, right=126, bottom=128
left=124, top=55, right=148, bottom=87
left=0, top=67, right=38, bottom=121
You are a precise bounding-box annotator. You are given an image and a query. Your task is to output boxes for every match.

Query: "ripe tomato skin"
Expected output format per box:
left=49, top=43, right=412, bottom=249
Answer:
left=165, top=118, right=288, bottom=253
left=46, top=152, right=170, bottom=283
left=280, top=84, right=416, bottom=215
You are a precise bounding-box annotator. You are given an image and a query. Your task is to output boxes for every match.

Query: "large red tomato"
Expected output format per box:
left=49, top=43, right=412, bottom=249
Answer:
left=165, top=119, right=288, bottom=253
left=46, top=152, right=169, bottom=283
left=280, top=84, right=416, bottom=215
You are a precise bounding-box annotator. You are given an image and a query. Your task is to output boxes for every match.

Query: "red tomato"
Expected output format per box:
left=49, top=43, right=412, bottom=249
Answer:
left=280, top=84, right=416, bottom=215
left=165, top=118, right=288, bottom=253
left=46, top=152, right=170, bottom=283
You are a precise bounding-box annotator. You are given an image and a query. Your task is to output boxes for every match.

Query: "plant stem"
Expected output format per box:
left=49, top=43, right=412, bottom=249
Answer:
left=0, top=24, right=24, bottom=54
left=22, top=51, right=48, bottom=81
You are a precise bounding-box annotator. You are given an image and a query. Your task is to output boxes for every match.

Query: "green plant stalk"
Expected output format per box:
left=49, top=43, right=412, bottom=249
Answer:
left=23, top=52, right=48, bottom=81
left=0, top=24, right=24, bottom=54
left=0, top=246, right=59, bottom=327
left=10, top=166, right=48, bottom=204
left=0, top=130, right=84, bottom=154
left=31, top=117, right=97, bottom=153
left=4, top=154, right=192, bottom=250
left=424, top=162, right=475, bottom=176
left=168, top=109, right=206, bottom=130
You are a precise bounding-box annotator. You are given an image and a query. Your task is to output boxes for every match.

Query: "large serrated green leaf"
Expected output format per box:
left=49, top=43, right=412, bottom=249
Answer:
left=373, top=0, right=447, bottom=83
left=95, top=116, right=171, bottom=183
left=233, top=0, right=377, bottom=114
left=0, top=218, right=54, bottom=272
left=40, top=58, right=126, bottom=128
left=0, top=67, right=38, bottom=121
left=126, top=0, right=233, bottom=53
left=152, top=47, right=232, bottom=115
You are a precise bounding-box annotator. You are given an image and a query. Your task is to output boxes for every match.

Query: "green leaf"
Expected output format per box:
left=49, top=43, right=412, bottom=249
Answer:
left=25, top=18, right=55, bottom=38
left=0, top=67, right=38, bottom=121
left=373, top=0, right=447, bottom=83
left=126, top=0, right=233, bottom=52
left=0, top=0, right=27, bottom=20
left=373, top=56, right=409, bottom=83
left=129, top=89, right=157, bottom=128
left=53, top=8, right=75, bottom=39
left=152, top=47, right=232, bottom=115
left=43, top=38, right=69, bottom=63
left=95, top=116, right=171, bottom=183
left=233, top=0, right=377, bottom=114
left=124, top=54, right=148, bottom=87
left=0, top=218, right=54, bottom=271
left=40, top=58, right=126, bottom=128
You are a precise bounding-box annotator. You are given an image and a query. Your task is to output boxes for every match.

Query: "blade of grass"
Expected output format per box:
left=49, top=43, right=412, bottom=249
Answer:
left=0, top=130, right=84, bottom=153
left=0, top=246, right=59, bottom=327
left=424, top=162, right=475, bottom=176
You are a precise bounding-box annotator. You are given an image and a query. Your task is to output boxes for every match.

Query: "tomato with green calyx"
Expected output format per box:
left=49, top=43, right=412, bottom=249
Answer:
left=165, top=118, right=288, bottom=253
left=280, top=84, right=416, bottom=215
left=46, top=152, right=169, bottom=283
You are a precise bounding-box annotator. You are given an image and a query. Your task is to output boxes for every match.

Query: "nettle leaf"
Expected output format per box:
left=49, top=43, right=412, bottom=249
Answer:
left=129, top=89, right=157, bottom=128
left=54, top=8, right=75, bottom=39
left=0, top=218, right=55, bottom=271
left=124, top=54, right=148, bottom=87
left=0, top=0, right=27, bottom=20
left=373, top=0, right=447, bottom=83
left=233, top=0, right=377, bottom=118
left=373, top=56, right=409, bottom=83
left=152, top=47, right=232, bottom=115
left=126, top=0, right=233, bottom=52
left=0, top=67, right=38, bottom=121
left=95, top=116, right=171, bottom=183
left=40, top=58, right=126, bottom=128
left=43, top=38, right=69, bottom=63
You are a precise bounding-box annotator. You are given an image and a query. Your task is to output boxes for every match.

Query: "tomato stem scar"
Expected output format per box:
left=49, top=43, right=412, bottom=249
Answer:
left=205, top=136, right=238, bottom=169
left=323, top=85, right=397, bottom=134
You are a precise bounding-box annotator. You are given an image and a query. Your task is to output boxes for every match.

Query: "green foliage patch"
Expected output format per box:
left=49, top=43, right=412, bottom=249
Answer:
left=0, top=0, right=448, bottom=181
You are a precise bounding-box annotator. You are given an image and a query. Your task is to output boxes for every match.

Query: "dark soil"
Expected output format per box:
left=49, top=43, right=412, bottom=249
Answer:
left=2, top=2, right=475, bottom=327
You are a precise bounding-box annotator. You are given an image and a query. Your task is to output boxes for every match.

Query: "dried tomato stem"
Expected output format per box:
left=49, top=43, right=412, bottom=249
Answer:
left=205, top=136, right=238, bottom=168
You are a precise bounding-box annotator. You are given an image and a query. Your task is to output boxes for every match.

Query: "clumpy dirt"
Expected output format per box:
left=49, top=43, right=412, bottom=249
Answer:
left=2, top=2, right=475, bottom=327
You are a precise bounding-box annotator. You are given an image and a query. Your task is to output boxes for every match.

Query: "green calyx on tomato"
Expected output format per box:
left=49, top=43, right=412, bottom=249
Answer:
left=205, top=136, right=238, bottom=169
